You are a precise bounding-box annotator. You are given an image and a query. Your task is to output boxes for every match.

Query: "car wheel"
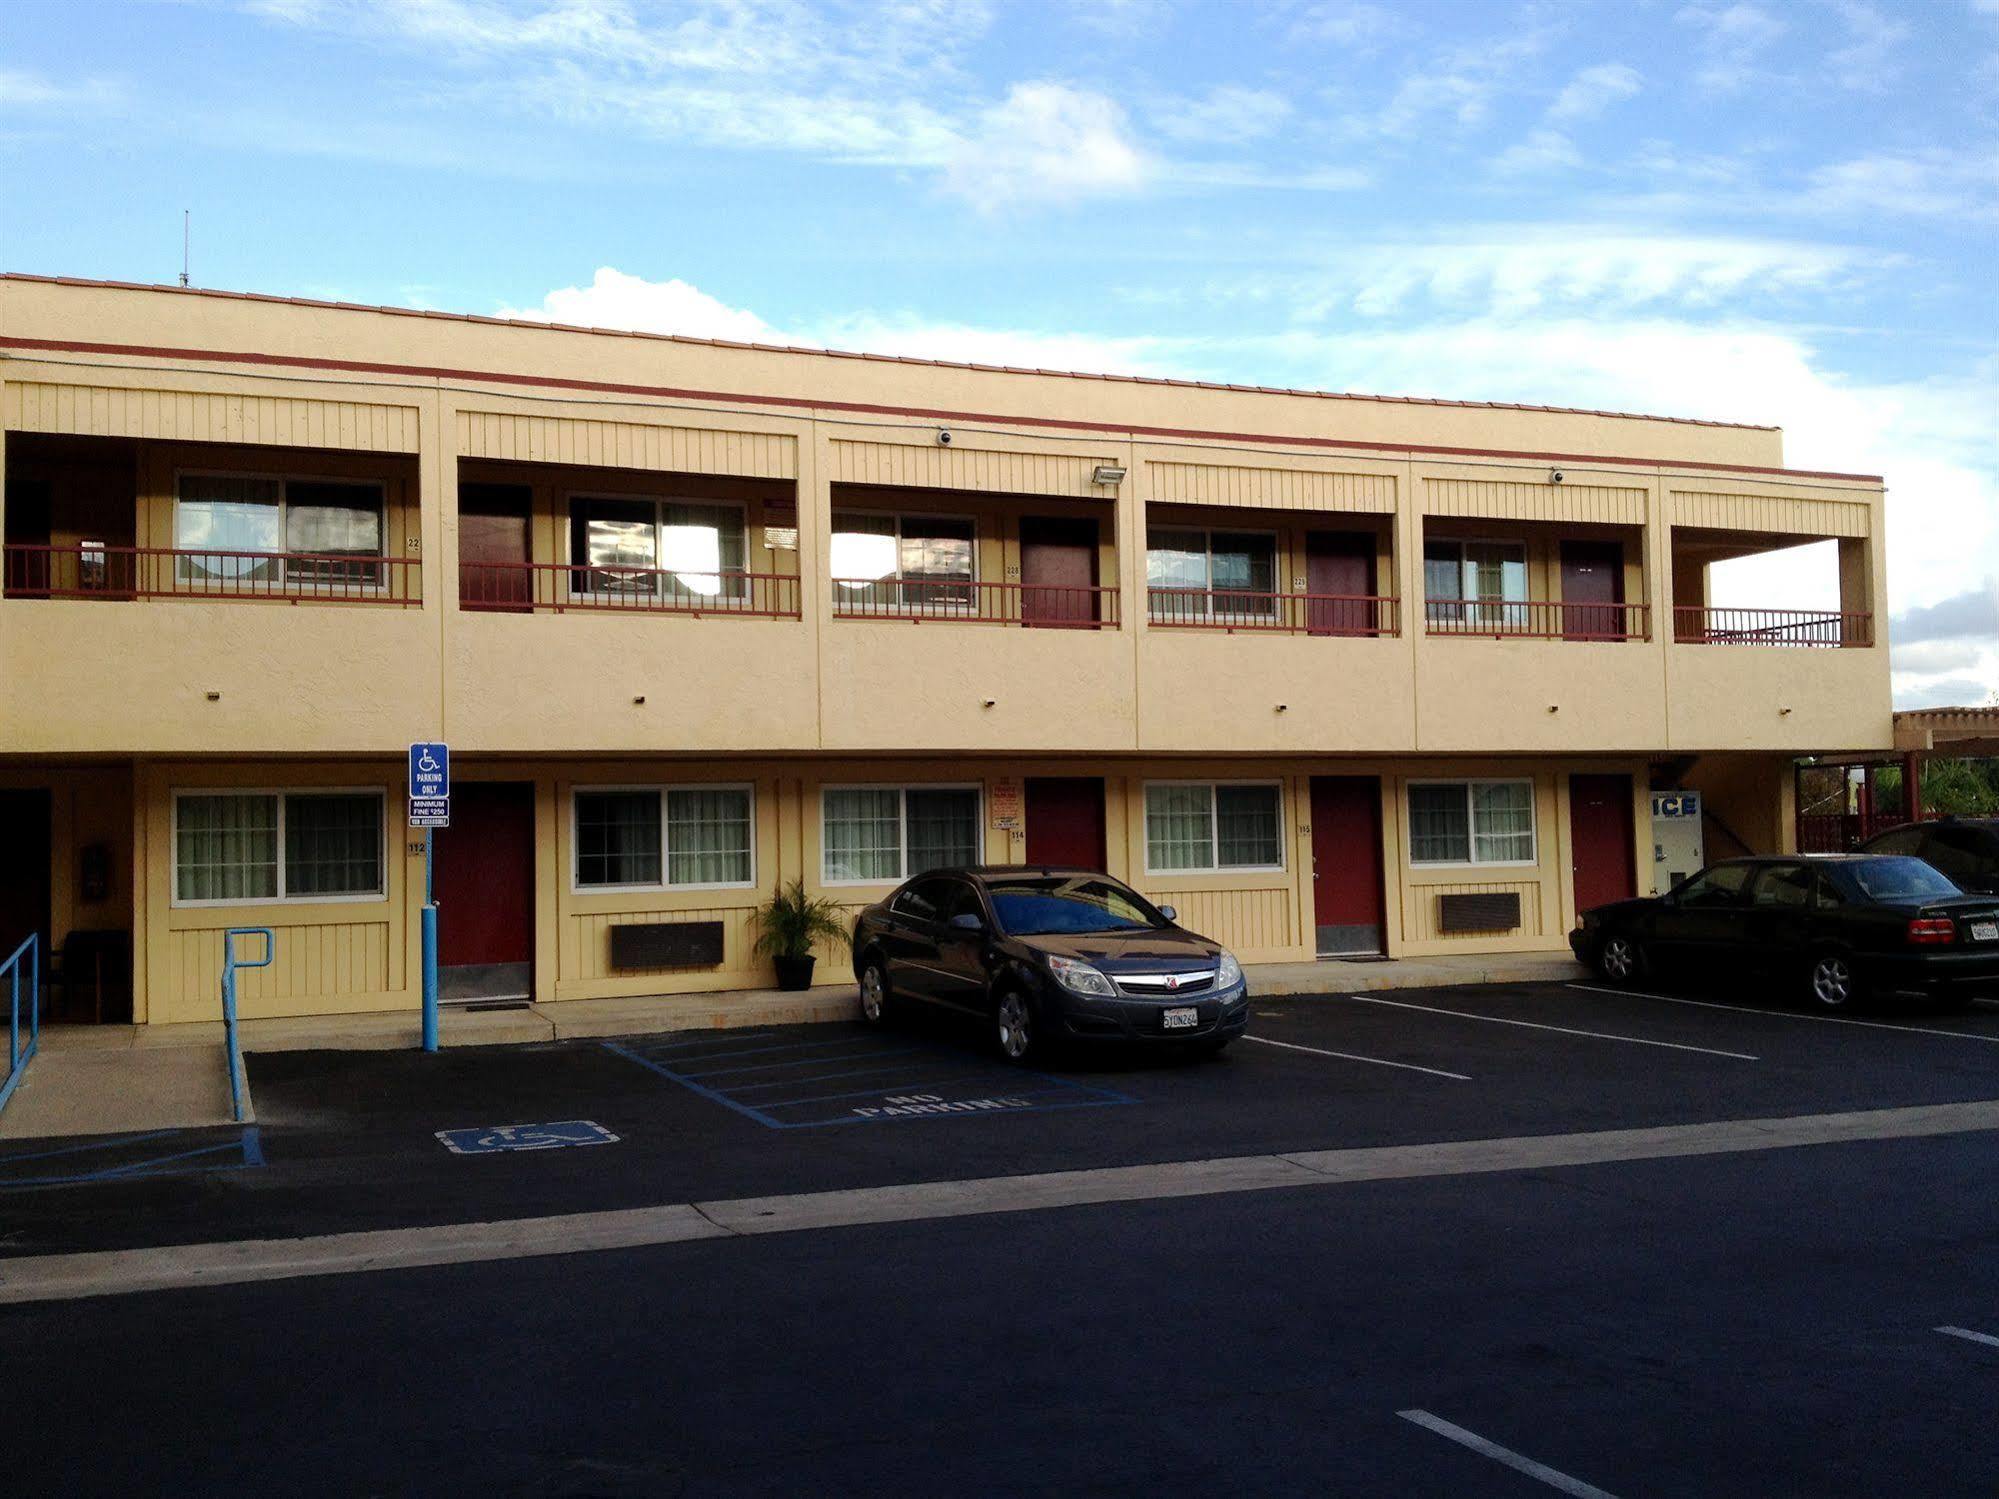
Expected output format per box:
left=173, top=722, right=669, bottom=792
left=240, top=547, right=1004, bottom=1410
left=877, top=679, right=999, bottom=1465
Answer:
left=1807, top=950, right=1863, bottom=1011
left=858, top=957, right=893, bottom=1027
left=1597, top=934, right=1644, bottom=986
left=995, top=991, right=1036, bottom=1064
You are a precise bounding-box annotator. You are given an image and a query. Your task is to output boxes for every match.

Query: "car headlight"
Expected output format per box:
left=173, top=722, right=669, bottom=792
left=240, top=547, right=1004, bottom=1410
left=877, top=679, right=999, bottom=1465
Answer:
left=1215, top=951, right=1242, bottom=988
left=1046, top=954, right=1117, bottom=997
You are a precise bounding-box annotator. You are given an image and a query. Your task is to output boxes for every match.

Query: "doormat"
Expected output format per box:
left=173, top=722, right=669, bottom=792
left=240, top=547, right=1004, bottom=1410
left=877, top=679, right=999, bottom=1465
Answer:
left=464, top=999, right=534, bottom=1012
left=1324, top=954, right=1392, bottom=963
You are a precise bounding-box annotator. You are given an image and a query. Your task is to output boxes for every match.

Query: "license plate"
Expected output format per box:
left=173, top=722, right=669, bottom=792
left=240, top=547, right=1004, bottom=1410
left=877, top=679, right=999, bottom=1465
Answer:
left=1971, top=920, right=1998, bottom=943
left=1162, top=1007, right=1199, bottom=1030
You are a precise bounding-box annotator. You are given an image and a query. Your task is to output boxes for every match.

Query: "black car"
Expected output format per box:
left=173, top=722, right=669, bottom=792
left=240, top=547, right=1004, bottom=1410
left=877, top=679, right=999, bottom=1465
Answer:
left=1570, top=855, right=1999, bottom=1010
left=851, top=866, right=1249, bottom=1062
left=1859, top=816, right=1999, bottom=896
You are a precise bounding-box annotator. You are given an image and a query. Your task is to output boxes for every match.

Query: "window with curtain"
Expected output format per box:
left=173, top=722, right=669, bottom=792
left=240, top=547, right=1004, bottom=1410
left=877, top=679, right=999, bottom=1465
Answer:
left=1146, top=527, right=1277, bottom=623
left=569, top=497, right=749, bottom=603
left=830, top=512, right=976, bottom=612
left=174, top=475, right=385, bottom=588
left=822, top=786, right=980, bottom=882
left=1408, top=780, right=1537, bottom=865
left=174, top=790, right=384, bottom=903
left=1424, top=539, right=1528, bottom=628
left=574, top=787, right=753, bottom=889
left=1145, top=783, right=1282, bottom=872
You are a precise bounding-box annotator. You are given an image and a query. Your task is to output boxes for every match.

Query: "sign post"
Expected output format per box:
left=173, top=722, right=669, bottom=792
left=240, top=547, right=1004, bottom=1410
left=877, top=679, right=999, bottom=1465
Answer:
left=408, top=742, right=450, bottom=1053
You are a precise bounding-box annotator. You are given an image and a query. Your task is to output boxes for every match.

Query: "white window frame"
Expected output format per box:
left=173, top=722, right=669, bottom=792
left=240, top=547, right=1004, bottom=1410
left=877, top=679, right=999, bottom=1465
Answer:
left=569, top=782, right=758, bottom=894
left=1145, top=524, right=1282, bottom=622
left=169, top=786, right=390, bottom=908
left=828, top=508, right=980, bottom=614
left=1422, top=536, right=1530, bottom=626
left=1405, top=777, right=1540, bottom=869
left=564, top=492, right=753, bottom=600
left=1141, top=779, right=1287, bottom=876
left=819, top=782, right=985, bottom=887
left=173, top=469, right=391, bottom=592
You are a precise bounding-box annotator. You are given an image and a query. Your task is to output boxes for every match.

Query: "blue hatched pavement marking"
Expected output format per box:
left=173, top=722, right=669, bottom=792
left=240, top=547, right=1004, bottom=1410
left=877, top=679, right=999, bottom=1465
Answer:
left=0, top=1126, right=265, bottom=1189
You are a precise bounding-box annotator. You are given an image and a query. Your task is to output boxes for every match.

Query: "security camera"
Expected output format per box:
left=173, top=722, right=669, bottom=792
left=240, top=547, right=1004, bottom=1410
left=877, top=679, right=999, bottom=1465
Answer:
left=937, top=428, right=953, bottom=445
left=1549, top=468, right=1565, bottom=484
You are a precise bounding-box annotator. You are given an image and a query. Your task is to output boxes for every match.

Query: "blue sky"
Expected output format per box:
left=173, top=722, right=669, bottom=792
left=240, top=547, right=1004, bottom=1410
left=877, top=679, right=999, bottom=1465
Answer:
left=4, top=0, right=1995, bottom=704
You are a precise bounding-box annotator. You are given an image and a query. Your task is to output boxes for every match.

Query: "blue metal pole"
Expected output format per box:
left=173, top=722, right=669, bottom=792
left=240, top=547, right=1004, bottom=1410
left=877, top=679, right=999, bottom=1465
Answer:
left=29, top=936, right=38, bottom=1051
left=8, top=960, right=17, bottom=1073
left=421, top=827, right=438, bottom=1053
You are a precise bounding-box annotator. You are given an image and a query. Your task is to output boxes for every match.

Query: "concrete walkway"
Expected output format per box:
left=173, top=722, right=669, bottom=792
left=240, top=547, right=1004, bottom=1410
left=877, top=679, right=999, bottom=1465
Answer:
left=0, top=1040, right=236, bottom=1141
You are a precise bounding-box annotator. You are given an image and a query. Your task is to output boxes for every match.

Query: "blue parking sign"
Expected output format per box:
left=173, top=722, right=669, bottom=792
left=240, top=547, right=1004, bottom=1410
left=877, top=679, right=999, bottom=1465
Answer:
left=409, top=741, right=450, bottom=800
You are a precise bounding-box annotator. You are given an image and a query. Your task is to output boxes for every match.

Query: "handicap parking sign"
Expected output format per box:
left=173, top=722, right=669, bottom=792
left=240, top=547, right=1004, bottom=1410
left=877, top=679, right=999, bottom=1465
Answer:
left=435, top=1120, right=619, bottom=1154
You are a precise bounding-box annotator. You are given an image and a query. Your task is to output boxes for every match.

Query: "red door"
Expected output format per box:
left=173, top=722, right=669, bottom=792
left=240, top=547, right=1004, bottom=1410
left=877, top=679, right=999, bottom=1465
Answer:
left=1019, top=517, right=1100, bottom=627
left=1310, top=777, right=1385, bottom=955
left=434, top=782, right=535, bottom=1001
left=1025, top=778, right=1107, bottom=869
left=1560, top=540, right=1625, bottom=640
left=459, top=483, right=533, bottom=611
left=1305, top=532, right=1377, bottom=636
left=1570, top=774, right=1636, bottom=917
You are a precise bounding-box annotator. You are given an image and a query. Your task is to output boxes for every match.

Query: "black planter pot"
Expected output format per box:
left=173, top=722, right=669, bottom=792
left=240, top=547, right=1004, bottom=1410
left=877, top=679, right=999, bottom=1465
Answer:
left=771, top=954, right=817, bottom=992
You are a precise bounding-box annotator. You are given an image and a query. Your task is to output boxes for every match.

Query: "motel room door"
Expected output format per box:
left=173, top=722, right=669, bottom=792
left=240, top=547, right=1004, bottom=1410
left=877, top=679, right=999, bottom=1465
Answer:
left=434, top=782, right=536, bottom=1002
left=458, top=482, right=534, bottom=611
left=1019, top=517, right=1100, bottom=627
left=1310, top=777, right=1385, bottom=956
left=1559, top=540, right=1625, bottom=640
left=1024, top=778, right=1108, bottom=871
left=1569, top=774, right=1637, bottom=918
left=0, top=790, right=52, bottom=971
left=1304, top=531, right=1377, bottom=636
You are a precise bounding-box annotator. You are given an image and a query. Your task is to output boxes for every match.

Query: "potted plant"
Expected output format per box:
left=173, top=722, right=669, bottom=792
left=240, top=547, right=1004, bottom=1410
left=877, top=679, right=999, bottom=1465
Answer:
left=751, top=878, right=852, bottom=991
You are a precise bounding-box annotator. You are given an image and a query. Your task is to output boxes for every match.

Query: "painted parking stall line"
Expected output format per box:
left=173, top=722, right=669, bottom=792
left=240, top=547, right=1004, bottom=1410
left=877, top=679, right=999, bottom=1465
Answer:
left=1242, top=1033, right=1472, bottom=1082
left=605, top=1033, right=1133, bottom=1129
left=1398, top=1410, right=1621, bottom=1499
left=1342, top=994, right=1759, bottom=1061
left=1937, top=1325, right=1999, bottom=1350
left=1569, top=983, right=1999, bottom=1045
left=436, top=1121, right=619, bottom=1155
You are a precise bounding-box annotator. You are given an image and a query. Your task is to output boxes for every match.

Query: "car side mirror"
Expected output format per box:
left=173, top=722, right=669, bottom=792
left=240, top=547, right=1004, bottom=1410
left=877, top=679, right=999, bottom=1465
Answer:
left=1158, top=905, right=1178, bottom=923
left=947, top=912, right=984, bottom=933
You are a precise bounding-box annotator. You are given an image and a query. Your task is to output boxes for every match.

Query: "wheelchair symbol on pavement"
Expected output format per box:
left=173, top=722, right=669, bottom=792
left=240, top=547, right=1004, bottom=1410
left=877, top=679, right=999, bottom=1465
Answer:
left=435, top=1120, right=620, bottom=1154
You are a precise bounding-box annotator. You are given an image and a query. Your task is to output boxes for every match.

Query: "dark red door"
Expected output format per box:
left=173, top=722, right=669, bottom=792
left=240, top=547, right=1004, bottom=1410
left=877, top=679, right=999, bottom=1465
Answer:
left=0, top=790, right=51, bottom=964
left=1570, top=774, right=1636, bottom=917
left=1310, top=777, right=1385, bottom=954
left=1019, top=517, right=1099, bottom=627
left=1025, top=778, right=1107, bottom=869
left=1305, top=532, right=1377, bottom=636
left=435, top=782, right=535, bottom=1000
left=1560, top=540, right=1625, bottom=640
left=459, top=483, right=533, bottom=611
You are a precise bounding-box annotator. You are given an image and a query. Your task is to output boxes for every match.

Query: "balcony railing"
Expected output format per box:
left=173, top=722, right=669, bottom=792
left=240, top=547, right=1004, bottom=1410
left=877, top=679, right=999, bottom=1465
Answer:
left=459, top=561, right=801, bottom=618
left=1673, top=606, right=1871, bottom=648
left=1423, top=598, right=1649, bottom=641
left=2, top=543, right=420, bottom=605
left=832, top=577, right=1119, bottom=628
left=1146, top=588, right=1400, bottom=637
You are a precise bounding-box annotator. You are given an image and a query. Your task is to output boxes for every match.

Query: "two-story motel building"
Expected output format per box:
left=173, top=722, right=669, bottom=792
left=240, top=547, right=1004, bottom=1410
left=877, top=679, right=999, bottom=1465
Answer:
left=0, top=273, right=1893, bottom=1028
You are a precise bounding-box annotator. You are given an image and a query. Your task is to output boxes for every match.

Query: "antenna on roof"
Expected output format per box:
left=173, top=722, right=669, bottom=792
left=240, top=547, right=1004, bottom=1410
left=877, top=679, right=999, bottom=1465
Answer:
left=180, top=210, right=190, bottom=288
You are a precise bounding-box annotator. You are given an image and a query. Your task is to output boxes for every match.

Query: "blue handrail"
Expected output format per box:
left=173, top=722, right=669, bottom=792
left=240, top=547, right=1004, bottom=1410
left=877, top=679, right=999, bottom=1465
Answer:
left=0, top=934, right=41, bottom=1119
left=220, top=928, right=273, bottom=1124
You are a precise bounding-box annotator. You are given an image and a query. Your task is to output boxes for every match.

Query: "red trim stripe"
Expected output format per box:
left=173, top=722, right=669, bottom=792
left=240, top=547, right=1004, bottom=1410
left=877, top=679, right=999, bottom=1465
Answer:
left=0, top=334, right=1884, bottom=485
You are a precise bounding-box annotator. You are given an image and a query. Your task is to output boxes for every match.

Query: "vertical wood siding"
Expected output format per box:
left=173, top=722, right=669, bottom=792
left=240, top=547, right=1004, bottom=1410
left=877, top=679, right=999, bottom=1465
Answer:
left=455, top=410, right=797, bottom=477
left=829, top=439, right=1113, bottom=496
left=1424, top=477, right=1647, bottom=525
left=6, top=381, right=420, bottom=451
left=1132, top=885, right=1296, bottom=955
left=169, top=921, right=393, bottom=1009
left=1669, top=489, right=1870, bottom=537
left=1148, top=461, right=1394, bottom=513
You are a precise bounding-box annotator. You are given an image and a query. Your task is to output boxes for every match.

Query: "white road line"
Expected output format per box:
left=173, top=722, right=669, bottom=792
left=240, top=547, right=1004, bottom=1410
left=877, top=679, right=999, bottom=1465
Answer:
left=1243, top=1033, right=1471, bottom=1081
left=1397, top=1410, right=1620, bottom=1499
left=1569, top=984, right=1999, bottom=1046
left=1937, top=1325, right=1999, bottom=1349
left=1341, top=994, right=1759, bottom=1061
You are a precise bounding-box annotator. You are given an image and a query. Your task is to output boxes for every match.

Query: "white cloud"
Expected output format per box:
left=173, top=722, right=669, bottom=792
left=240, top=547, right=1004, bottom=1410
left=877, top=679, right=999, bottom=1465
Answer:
left=1803, top=149, right=1999, bottom=220
left=1548, top=62, right=1641, bottom=121
left=943, top=82, right=1152, bottom=208
left=1674, top=2, right=1787, bottom=92
left=0, top=67, right=120, bottom=110
left=1825, top=1, right=1911, bottom=92
left=497, top=267, right=789, bottom=342
left=1284, top=1, right=1406, bottom=49
left=1493, top=129, right=1582, bottom=176
left=1151, top=85, right=1292, bottom=145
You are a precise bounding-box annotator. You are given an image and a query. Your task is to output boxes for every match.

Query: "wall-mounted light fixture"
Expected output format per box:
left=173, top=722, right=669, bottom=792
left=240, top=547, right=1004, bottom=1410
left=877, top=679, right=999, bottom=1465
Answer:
left=205, top=690, right=221, bottom=701
left=982, top=698, right=997, bottom=708
left=633, top=695, right=647, bottom=705
left=1092, top=464, right=1127, bottom=486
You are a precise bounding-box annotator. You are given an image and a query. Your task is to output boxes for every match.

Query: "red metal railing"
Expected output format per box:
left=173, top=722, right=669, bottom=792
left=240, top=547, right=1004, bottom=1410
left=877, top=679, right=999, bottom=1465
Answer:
left=2, top=543, right=420, bottom=605
left=459, top=561, right=801, bottom=618
left=1146, top=588, right=1399, bottom=637
left=1674, top=606, right=1871, bottom=648
left=1423, top=599, right=1650, bottom=641
left=831, top=576, right=1119, bottom=628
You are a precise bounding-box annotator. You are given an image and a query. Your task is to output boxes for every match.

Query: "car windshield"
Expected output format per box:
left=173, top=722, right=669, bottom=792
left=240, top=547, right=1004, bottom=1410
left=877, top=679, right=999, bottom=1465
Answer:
left=986, top=877, right=1165, bottom=936
left=1844, top=857, right=1961, bottom=902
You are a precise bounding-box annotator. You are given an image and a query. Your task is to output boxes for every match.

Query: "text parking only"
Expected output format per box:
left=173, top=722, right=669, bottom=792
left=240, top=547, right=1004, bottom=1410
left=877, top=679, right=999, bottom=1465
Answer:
left=409, top=740, right=449, bottom=827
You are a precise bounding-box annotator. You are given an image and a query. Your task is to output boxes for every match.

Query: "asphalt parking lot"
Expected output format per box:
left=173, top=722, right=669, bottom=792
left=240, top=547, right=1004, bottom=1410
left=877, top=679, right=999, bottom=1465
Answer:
left=4, top=979, right=1997, bottom=1496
